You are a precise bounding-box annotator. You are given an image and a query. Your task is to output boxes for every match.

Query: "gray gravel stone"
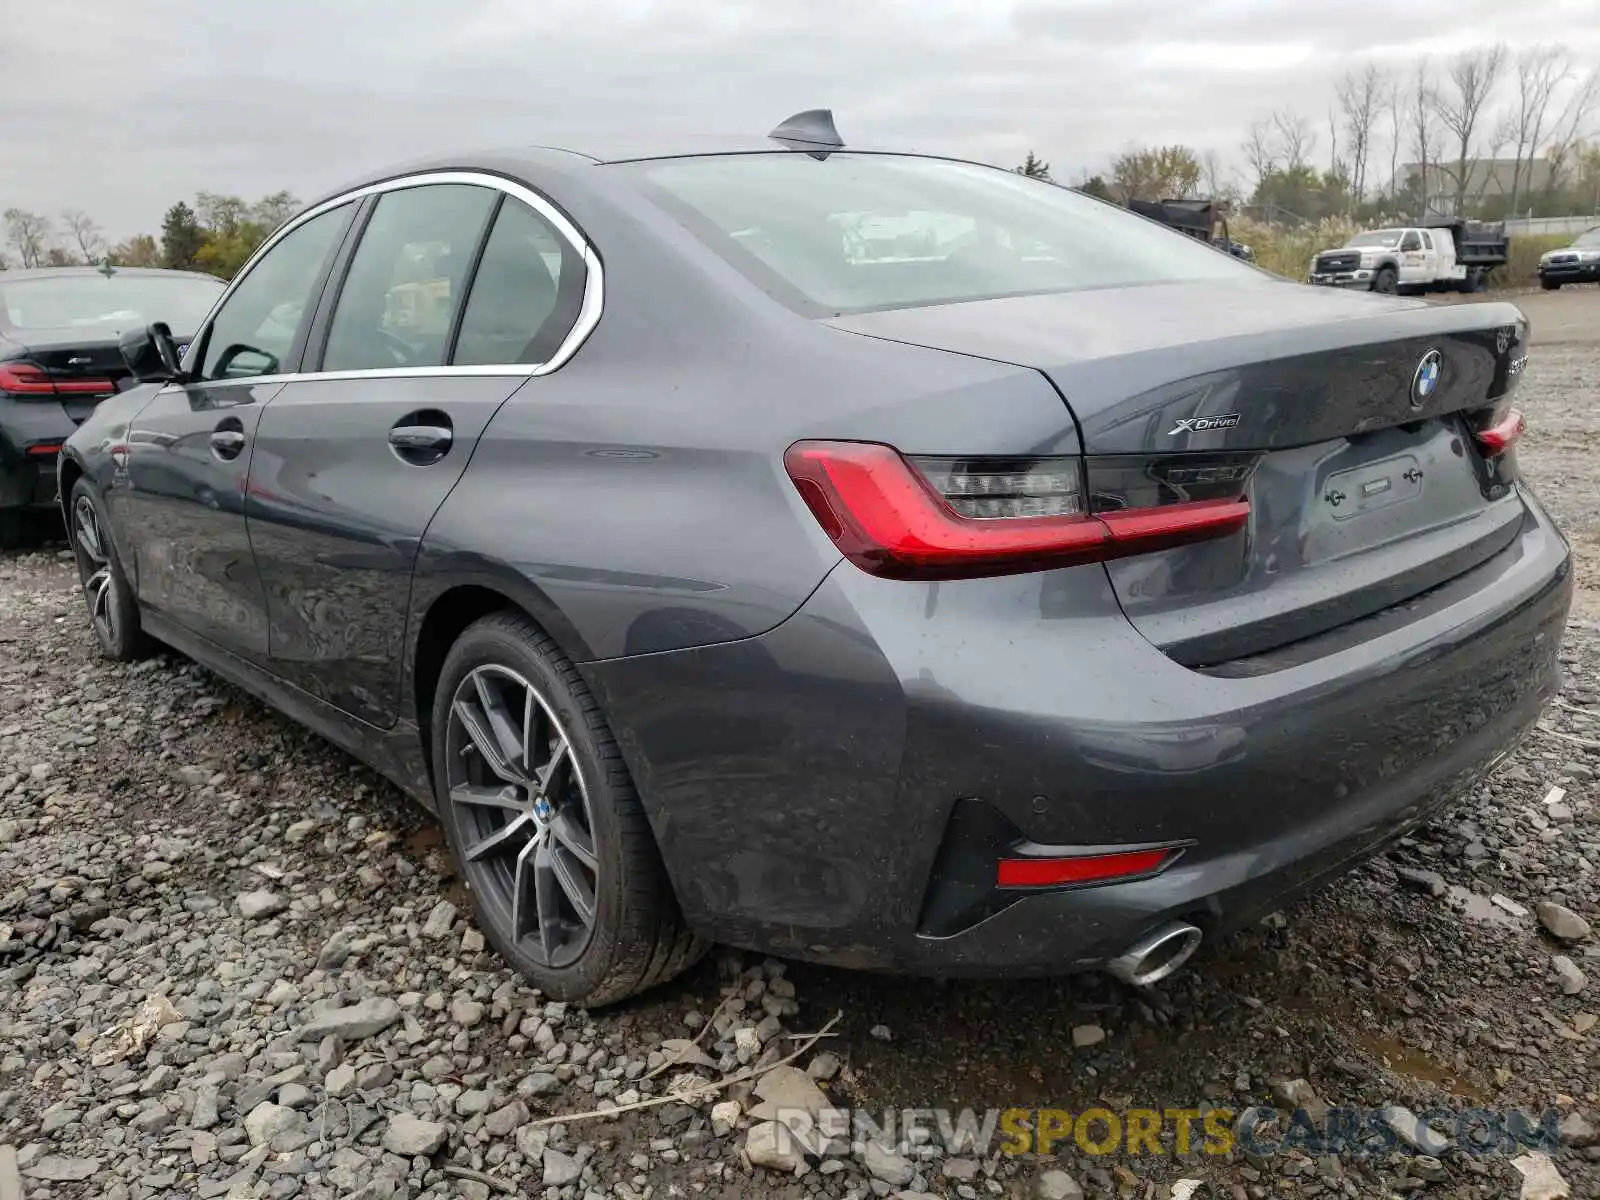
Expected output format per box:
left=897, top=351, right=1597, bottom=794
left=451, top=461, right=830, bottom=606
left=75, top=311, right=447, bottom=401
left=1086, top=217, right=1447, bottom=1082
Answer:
left=1538, top=902, right=1593, bottom=942
left=296, top=997, right=401, bottom=1041
left=236, top=890, right=287, bottom=920
left=380, top=1112, right=448, bottom=1156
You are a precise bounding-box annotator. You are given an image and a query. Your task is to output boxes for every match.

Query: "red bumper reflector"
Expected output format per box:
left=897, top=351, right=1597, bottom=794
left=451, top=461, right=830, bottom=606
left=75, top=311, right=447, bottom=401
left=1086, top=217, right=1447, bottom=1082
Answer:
left=1475, top=409, right=1525, bottom=456
left=26, top=444, right=63, bottom=458
left=997, top=848, right=1171, bottom=888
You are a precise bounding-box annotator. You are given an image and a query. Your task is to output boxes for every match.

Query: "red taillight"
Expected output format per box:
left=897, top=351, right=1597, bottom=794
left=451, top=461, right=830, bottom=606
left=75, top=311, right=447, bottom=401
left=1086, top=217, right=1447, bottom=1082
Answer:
left=997, top=848, right=1173, bottom=888
left=0, top=361, right=114, bottom=396
left=53, top=377, right=116, bottom=395
left=784, top=440, right=1249, bottom=580
left=0, top=361, right=57, bottom=395
left=1475, top=409, right=1525, bottom=457
left=26, top=443, right=63, bottom=458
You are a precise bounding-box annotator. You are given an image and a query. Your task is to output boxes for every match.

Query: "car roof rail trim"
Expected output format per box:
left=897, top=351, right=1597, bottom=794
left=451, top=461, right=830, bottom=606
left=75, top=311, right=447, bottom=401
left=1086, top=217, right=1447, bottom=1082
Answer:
left=180, top=169, right=603, bottom=381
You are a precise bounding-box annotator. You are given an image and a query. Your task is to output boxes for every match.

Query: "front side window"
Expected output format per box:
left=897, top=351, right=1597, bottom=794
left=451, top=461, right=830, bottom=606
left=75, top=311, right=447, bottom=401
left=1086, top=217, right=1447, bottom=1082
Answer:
left=322, top=184, right=496, bottom=372
left=619, top=152, right=1256, bottom=315
left=453, top=197, right=582, bottom=366
left=196, top=203, right=351, bottom=381
left=1400, top=232, right=1422, bottom=252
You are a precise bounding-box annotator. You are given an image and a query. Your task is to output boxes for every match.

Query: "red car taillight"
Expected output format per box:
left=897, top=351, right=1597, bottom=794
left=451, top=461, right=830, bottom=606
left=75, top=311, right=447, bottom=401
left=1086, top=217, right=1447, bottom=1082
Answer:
left=784, top=440, right=1250, bottom=581
left=0, top=361, right=58, bottom=395
left=1474, top=408, right=1525, bottom=457
left=0, top=361, right=115, bottom=397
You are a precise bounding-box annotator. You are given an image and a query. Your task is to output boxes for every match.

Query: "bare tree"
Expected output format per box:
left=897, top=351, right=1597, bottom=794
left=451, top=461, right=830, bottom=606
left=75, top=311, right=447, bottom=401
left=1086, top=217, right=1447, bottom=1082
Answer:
left=1199, top=149, right=1239, bottom=202
left=1545, top=66, right=1600, bottom=198
left=1272, top=108, right=1316, bottom=172
left=1433, top=43, right=1507, bottom=213
left=61, top=210, right=104, bottom=265
left=1385, top=75, right=1405, bottom=205
left=2, top=208, right=53, bottom=268
left=1500, top=46, right=1571, bottom=216
left=1337, top=64, right=1386, bottom=205
left=1410, top=60, right=1443, bottom=216
left=1241, top=118, right=1278, bottom=195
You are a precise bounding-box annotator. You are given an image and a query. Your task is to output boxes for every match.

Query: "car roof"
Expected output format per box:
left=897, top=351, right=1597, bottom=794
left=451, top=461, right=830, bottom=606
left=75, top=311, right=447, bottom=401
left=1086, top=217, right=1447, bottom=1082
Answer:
left=301, top=110, right=984, bottom=215
left=0, top=266, right=225, bottom=284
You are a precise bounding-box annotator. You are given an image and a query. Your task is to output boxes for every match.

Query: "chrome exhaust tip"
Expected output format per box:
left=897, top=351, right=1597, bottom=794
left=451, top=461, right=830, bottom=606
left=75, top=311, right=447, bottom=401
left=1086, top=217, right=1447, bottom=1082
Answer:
left=1105, top=922, right=1203, bottom=987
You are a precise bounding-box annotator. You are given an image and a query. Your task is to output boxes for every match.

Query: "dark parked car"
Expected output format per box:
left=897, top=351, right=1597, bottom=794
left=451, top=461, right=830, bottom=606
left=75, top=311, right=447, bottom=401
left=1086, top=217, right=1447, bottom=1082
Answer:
left=1538, top=226, right=1600, bottom=288
left=61, top=112, right=1570, bottom=1006
left=0, top=266, right=224, bottom=546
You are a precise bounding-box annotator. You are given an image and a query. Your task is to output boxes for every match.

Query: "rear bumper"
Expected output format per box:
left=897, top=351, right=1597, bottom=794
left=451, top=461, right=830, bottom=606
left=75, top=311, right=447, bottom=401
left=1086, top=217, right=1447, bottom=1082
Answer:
left=0, top=401, right=74, bottom=511
left=586, top=488, right=1571, bottom=976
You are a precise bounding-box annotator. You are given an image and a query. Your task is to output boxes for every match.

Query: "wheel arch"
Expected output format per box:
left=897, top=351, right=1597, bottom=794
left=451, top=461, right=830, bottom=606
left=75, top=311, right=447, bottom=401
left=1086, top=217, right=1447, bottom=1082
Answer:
left=57, top=451, right=86, bottom=527
left=407, top=573, right=596, bottom=783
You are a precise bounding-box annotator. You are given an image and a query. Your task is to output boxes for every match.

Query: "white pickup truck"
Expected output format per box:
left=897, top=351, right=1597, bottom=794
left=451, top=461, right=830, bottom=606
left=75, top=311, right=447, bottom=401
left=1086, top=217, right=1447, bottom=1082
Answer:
left=1308, top=221, right=1508, bottom=295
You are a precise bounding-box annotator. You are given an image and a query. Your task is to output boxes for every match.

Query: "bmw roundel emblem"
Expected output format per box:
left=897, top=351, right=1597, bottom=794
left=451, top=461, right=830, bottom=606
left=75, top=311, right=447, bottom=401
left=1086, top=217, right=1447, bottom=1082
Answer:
left=1411, top=349, right=1442, bottom=406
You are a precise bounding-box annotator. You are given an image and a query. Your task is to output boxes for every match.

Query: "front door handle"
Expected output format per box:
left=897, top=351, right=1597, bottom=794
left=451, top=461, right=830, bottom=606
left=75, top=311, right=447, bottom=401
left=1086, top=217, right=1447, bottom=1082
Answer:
left=209, top=429, right=247, bottom=460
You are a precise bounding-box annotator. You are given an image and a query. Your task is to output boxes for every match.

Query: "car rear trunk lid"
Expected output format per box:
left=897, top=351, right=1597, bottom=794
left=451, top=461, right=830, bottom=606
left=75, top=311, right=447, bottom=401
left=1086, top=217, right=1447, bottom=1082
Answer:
left=826, top=280, right=1531, bottom=666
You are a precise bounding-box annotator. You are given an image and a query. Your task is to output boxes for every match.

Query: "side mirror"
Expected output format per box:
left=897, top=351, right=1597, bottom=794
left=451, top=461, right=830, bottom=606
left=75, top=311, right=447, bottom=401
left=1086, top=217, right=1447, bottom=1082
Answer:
left=119, top=322, right=187, bottom=384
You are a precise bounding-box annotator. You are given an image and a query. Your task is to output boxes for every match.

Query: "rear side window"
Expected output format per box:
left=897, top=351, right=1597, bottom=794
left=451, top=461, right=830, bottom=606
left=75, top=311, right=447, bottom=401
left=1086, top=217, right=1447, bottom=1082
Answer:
left=453, top=198, right=584, bottom=366
left=322, top=184, right=496, bottom=372
left=196, top=202, right=351, bottom=381
left=621, top=153, right=1256, bottom=315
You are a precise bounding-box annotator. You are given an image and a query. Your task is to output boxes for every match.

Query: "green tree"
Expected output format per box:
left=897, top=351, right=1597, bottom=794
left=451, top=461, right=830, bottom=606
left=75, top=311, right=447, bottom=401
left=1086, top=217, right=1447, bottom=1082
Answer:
left=251, top=190, right=299, bottom=233
left=110, top=234, right=161, bottom=268
left=1015, top=151, right=1052, bottom=180
left=1074, top=175, right=1114, bottom=201
left=1110, top=145, right=1202, bottom=203
left=161, top=203, right=205, bottom=270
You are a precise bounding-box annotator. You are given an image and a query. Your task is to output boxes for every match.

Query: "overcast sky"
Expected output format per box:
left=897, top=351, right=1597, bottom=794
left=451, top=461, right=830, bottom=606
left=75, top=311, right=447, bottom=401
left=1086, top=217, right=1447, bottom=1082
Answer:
left=4, top=0, right=1598, bottom=239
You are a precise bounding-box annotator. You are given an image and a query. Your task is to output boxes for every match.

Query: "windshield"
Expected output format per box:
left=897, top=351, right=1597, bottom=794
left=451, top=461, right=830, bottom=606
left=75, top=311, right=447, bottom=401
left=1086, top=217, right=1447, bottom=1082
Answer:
left=1574, top=228, right=1600, bottom=248
left=0, top=272, right=224, bottom=333
left=1347, top=231, right=1404, bottom=249
left=622, top=153, right=1256, bottom=314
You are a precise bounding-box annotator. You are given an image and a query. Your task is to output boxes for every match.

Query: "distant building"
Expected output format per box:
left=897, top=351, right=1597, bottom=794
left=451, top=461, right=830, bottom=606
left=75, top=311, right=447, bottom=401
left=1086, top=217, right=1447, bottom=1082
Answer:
left=1396, top=158, right=1555, bottom=216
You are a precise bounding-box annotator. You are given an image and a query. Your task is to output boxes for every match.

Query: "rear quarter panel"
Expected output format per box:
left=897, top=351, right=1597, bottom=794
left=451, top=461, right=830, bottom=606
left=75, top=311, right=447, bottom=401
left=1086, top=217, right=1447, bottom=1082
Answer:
left=410, top=157, right=1082, bottom=666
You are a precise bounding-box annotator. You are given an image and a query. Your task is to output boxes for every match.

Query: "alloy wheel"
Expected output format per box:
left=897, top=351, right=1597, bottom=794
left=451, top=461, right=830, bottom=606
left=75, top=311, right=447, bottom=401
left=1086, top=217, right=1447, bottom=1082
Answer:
left=444, top=664, right=600, bottom=968
left=73, top=494, right=118, bottom=647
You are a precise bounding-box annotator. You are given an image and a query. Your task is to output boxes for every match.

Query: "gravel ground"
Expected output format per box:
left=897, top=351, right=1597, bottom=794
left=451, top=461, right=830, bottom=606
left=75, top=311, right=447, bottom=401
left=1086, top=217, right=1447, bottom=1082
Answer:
left=2, top=290, right=1598, bottom=1200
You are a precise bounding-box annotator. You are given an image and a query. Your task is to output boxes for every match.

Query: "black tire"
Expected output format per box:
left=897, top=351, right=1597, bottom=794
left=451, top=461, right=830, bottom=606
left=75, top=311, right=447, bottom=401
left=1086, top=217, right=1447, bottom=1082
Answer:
left=1541, top=279, right=1560, bottom=291
left=1372, top=267, right=1398, bottom=294
left=430, top=611, right=705, bottom=1006
left=67, top=479, right=150, bottom=660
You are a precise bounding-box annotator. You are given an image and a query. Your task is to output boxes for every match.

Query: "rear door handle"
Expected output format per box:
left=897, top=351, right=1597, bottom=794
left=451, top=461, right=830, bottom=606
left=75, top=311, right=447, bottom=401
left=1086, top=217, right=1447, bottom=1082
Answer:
left=209, top=429, right=247, bottom=460
left=388, top=425, right=453, bottom=452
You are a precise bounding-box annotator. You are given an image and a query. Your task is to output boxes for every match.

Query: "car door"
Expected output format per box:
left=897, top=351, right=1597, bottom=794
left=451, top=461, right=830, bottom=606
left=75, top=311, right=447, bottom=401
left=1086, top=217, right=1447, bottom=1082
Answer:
left=117, top=201, right=356, bottom=661
left=1398, top=230, right=1426, bottom=284
left=245, top=175, right=590, bottom=726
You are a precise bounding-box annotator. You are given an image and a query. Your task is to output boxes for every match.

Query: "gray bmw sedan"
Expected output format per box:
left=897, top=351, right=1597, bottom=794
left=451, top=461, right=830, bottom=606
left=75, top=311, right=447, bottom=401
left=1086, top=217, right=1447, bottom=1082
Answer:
left=61, top=111, right=1570, bottom=1004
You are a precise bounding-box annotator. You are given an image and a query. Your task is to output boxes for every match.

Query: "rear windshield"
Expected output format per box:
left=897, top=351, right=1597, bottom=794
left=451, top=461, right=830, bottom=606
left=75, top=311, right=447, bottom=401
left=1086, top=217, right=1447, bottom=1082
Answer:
left=622, top=153, right=1256, bottom=314
left=0, top=273, right=224, bottom=333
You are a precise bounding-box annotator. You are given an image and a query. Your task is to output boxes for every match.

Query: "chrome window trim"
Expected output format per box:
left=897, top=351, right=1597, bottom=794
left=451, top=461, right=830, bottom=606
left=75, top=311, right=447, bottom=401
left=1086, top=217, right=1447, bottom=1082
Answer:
left=179, top=169, right=603, bottom=383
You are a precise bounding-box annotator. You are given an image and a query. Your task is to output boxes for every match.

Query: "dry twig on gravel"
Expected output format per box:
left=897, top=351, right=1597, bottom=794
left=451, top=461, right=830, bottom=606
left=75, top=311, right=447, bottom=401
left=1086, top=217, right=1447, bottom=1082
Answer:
left=530, top=1010, right=843, bottom=1128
